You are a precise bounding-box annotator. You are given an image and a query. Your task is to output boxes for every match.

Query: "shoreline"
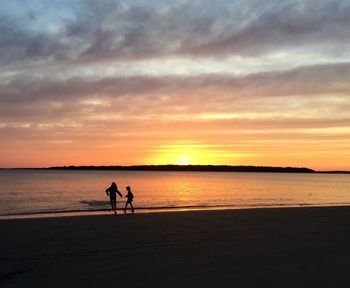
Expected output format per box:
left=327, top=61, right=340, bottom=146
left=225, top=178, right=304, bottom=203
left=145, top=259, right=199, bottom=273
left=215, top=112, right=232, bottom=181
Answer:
left=2, top=167, right=350, bottom=174
left=2, top=206, right=350, bottom=287
left=2, top=202, right=350, bottom=220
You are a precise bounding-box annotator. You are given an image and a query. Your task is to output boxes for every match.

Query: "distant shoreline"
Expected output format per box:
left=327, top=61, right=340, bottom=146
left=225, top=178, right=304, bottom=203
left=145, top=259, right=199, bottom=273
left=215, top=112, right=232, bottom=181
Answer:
left=1, top=164, right=349, bottom=174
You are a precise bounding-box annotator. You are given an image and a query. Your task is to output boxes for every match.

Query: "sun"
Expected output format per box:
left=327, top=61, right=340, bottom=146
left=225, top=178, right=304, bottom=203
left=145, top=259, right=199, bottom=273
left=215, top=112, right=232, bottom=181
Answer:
left=146, top=144, right=207, bottom=165
left=176, top=155, right=191, bottom=166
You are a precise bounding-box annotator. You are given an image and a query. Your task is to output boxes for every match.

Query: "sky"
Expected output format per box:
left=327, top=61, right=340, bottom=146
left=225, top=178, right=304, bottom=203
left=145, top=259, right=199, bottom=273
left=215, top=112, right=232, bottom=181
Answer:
left=0, top=0, right=349, bottom=170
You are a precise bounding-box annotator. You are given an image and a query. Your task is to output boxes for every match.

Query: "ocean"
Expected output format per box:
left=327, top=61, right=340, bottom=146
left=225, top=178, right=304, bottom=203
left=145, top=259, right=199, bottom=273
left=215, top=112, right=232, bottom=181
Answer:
left=0, top=169, right=350, bottom=218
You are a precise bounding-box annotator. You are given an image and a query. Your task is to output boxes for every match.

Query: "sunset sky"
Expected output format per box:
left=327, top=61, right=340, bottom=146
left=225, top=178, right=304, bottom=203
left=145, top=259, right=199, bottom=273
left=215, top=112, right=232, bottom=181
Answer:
left=0, top=0, right=349, bottom=170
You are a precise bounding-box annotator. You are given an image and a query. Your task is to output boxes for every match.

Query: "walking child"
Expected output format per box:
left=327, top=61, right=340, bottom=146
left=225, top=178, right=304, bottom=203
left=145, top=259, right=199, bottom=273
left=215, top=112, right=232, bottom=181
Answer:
left=124, top=186, right=134, bottom=213
left=105, top=182, right=122, bottom=214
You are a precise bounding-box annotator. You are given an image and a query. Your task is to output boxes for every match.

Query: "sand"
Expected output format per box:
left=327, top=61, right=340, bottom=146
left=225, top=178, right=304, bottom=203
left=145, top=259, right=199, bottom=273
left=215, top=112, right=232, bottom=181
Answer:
left=1, top=206, right=350, bottom=287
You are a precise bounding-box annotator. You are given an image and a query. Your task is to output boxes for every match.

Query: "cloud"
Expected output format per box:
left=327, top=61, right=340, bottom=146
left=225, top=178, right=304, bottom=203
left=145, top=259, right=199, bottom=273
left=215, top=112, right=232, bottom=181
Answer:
left=1, top=62, right=350, bottom=126
left=191, top=0, right=350, bottom=57
left=1, top=0, right=350, bottom=68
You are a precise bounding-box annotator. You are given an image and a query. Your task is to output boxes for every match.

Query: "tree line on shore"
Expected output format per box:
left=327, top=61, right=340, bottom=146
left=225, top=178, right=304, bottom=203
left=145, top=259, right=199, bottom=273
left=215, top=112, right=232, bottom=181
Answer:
left=46, top=165, right=316, bottom=173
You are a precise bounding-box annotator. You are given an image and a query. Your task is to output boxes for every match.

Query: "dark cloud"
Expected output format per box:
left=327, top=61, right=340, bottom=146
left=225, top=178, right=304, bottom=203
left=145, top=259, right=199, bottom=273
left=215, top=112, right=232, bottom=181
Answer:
left=2, top=61, right=350, bottom=101
left=1, top=62, right=350, bottom=124
left=1, top=0, right=350, bottom=68
left=192, top=0, right=350, bottom=57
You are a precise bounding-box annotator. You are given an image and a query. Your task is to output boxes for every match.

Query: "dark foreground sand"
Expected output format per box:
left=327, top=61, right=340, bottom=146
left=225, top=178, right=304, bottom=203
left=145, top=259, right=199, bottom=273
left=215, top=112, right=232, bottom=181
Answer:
left=1, top=207, right=350, bottom=288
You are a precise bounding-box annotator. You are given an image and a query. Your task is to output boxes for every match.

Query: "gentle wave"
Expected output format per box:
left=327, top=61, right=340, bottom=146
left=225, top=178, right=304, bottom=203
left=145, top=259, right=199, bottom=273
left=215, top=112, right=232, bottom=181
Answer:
left=2, top=202, right=350, bottom=219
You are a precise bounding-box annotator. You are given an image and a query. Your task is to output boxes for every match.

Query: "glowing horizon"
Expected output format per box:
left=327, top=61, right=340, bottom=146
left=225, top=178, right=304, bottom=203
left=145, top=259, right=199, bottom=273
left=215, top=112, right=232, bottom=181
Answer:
left=1, top=1, right=349, bottom=171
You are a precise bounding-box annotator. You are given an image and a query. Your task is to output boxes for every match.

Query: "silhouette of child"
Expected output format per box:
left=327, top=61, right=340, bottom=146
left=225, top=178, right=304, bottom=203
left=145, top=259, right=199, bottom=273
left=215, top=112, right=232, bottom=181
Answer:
left=105, top=182, right=122, bottom=215
left=124, top=186, right=134, bottom=213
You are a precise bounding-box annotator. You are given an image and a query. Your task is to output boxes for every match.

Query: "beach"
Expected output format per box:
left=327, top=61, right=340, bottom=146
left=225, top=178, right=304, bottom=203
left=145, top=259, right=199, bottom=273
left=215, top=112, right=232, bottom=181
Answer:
left=1, top=207, right=350, bottom=287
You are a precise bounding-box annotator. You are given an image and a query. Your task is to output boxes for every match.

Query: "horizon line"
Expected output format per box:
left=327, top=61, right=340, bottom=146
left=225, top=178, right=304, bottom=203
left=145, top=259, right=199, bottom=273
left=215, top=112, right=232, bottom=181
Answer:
left=1, top=164, right=349, bottom=173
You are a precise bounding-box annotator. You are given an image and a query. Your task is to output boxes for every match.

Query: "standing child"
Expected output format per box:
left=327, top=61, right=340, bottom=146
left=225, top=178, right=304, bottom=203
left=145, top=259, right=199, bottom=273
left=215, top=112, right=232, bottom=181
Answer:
left=124, top=186, right=134, bottom=213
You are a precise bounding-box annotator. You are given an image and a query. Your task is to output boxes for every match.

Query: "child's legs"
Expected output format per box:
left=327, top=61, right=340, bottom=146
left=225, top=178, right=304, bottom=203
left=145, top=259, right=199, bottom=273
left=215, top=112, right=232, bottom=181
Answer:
left=110, top=197, right=116, bottom=211
left=128, top=201, right=134, bottom=212
left=125, top=201, right=134, bottom=211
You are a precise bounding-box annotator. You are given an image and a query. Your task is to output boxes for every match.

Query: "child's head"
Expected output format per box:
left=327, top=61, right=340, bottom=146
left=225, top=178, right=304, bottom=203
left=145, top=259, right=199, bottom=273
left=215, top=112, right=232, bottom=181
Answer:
left=126, top=186, right=131, bottom=191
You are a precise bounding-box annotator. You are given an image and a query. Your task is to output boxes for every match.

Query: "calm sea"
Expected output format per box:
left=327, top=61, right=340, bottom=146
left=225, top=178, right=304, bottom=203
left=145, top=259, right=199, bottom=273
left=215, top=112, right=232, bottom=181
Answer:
left=0, top=169, right=350, bottom=217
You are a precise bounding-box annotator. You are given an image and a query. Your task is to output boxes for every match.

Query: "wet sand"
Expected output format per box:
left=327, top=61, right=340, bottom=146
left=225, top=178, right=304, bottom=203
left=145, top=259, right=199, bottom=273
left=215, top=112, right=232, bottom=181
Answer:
left=1, top=206, right=350, bottom=287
